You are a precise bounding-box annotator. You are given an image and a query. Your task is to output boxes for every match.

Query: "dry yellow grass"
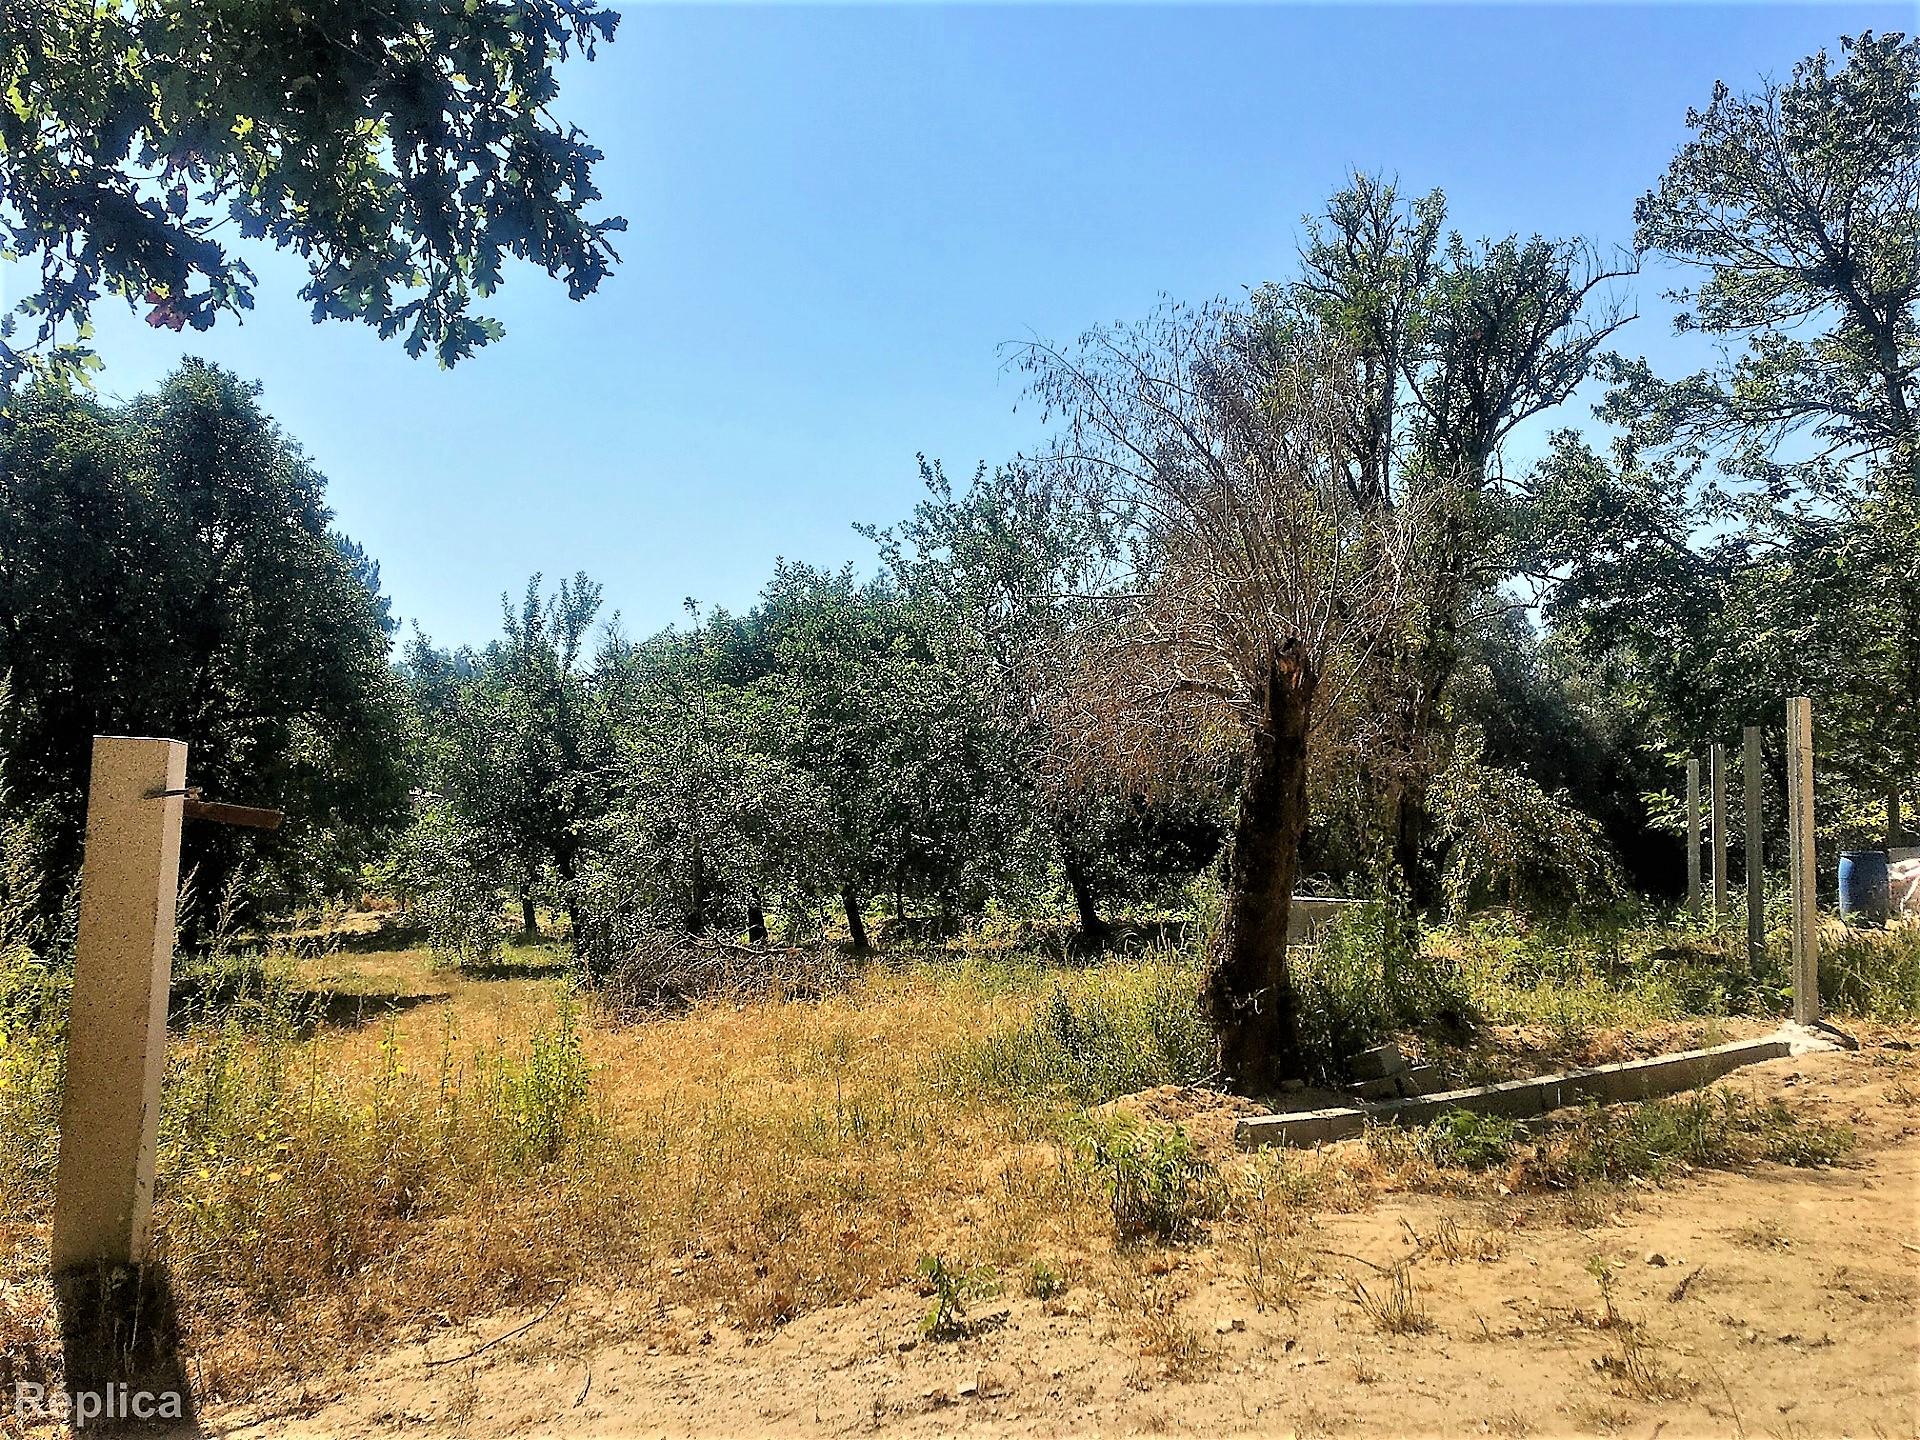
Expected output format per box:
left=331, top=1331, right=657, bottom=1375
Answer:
left=2, top=937, right=1138, bottom=1403
left=0, top=919, right=1900, bottom=1417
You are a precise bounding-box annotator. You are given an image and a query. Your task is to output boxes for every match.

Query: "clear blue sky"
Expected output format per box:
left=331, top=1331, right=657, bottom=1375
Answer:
left=46, top=3, right=1911, bottom=649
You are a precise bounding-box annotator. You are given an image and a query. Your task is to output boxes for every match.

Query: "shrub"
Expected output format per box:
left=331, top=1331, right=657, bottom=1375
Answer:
left=473, top=1001, right=595, bottom=1166
left=1293, top=866, right=1468, bottom=1083
left=1821, top=925, right=1920, bottom=1020
left=1072, top=1115, right=1223, bottom=1244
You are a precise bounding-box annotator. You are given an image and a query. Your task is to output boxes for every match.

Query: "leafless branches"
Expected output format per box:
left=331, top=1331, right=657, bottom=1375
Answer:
left=1014, top=300, right=1433, bottom=778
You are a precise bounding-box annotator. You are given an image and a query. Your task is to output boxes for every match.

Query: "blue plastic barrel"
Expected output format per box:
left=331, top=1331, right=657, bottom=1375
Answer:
left=1838, top=850, right=1891, bottom=925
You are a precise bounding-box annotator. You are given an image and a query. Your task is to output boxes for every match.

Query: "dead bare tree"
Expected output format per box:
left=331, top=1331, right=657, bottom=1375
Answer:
left=1017, top=302, right=1424, bottom=1091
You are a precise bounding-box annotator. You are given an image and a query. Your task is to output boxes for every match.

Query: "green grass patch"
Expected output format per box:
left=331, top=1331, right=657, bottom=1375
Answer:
left=1523, top=1089, right=1853, bottom=1188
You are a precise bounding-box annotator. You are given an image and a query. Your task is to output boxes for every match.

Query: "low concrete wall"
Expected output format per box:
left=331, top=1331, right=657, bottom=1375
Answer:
left=1236, top=1035, right=1794, bottom=1150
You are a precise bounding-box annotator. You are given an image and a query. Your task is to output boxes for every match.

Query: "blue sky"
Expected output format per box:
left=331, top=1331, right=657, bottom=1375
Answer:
left=39, top=3, right=1910, bottom=649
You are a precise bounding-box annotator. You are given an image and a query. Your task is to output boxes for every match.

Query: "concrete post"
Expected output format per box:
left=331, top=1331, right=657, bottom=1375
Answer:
left=1744, top=726, right=1764, bottom=973
left=1709, top=743, right=1729, bottom=919
left=1786, top=699, right=1819, bottom=1026
left=51, top=737, right=188, bottom=1272
left=1686, top=758, right=1703, bottom=915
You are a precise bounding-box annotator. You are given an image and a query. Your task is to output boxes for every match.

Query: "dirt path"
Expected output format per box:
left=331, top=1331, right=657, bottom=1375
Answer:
left=207, top=1048, right=1920, bottom=1440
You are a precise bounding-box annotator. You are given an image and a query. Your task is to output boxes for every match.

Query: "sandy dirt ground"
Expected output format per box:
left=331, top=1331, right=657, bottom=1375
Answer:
left=204, top=1044, right=1920, bottom=1440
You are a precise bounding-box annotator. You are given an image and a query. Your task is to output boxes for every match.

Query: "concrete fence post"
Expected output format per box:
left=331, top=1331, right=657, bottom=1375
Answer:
left=1686, top=758, right=1703, bottom=915
left=1744, top=725, right=1764, bottom=972
left=1785, top=699, right=1819, bottom=1026
left=1710, top=742, right=1729, bottom=919
left=51, top=736, right=188, bottom=1272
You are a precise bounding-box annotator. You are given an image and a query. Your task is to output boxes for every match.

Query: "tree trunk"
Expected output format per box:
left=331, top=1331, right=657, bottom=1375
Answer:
left=1207, top=642, right=1317, bottom=1094
left=841, top=885, right=871, bottom=953
left=1062, top=849, right=1108, bottom=946
left=521, top=893, right=538, bottom=935
left=554, top=847, right=581, bottom=937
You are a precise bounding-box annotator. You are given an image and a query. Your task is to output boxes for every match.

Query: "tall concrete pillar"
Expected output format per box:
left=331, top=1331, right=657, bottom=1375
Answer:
left=1785, top=700, right=1819, bottom=1026
left=51, top=737, right=188, bottom=1272
left=1743, top=726, right=1764, bottom=972
left=1709, top=743, right=1729, bottom=918
left=1686, top=758, right=1703, bottom=915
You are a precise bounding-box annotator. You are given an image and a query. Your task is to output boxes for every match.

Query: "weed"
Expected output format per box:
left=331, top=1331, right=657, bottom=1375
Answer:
left=1223, top=1160, right=1310, bottom=1308
left=1348, top=1261, right=1429, bottom=1334
left=1294, top=871, right=1470, bottom=1084
left=1073, top=1115, right=1224, bottom=1244
left=1820, top=926, right=1920, bottom=1020
left=916, top=1254, right=995, bottom=1339
left=1728, top=1218, right=1791, bottom=1250
left=1585, top=1256, right=1621, bottom=1328
left=1409, top=1216, right=1503, bottom=1264
left=1131, top=1281, right=1210, bottom=1379
left=942, top=960, right=1213, bottom=1107
left=1020, top=1258, right=1066, bottom=1301
left=1592, top=1323, right=1692, bottom=1402
left=1523, top=1090, right=1853, bottom=1189
left=1415, top=1109, right=1523, bottom=1170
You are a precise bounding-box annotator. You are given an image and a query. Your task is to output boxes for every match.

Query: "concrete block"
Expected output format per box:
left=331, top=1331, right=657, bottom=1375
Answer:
left=1286, top=897, right=1366, bottom=945
left=1398, top=1063, right=1444, bottom=1096
left=1348, top=1042, right=1405, bottom=1082
left=1238, top=1035, right=1794, bottom=1150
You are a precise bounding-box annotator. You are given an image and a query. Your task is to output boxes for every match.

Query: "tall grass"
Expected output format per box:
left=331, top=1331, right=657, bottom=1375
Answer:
left=936, top=955, right=1214, bottom=1108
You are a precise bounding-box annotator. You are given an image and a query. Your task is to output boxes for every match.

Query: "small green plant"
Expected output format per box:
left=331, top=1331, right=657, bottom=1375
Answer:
left=915, top=1253, right=994, bottom=1338
left=1072, top=1115, right=1223, bottom=1244
left=1021, top=1258, right=1066, bottom=1300
left=1415, top=1109, right=1522, bottom=1171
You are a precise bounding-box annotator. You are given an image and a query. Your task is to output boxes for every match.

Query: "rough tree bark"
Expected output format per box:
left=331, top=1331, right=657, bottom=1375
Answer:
left=1207, top=641, right=1317, bottom=1093
left=841, top=885, right=871, bottom=953
left=1061, top=848, right=1109, bottom=947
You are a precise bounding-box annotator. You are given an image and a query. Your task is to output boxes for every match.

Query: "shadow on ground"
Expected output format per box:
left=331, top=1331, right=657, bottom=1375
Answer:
left=54, top=1263, right=198, bottom=1434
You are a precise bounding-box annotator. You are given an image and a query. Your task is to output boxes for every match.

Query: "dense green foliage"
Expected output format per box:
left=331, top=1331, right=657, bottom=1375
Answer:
left=1, top=0, right=624, bottom=383
left=0, top=360, right=410, bottom=914
left=1527, top=31, right=1919, bottom=847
